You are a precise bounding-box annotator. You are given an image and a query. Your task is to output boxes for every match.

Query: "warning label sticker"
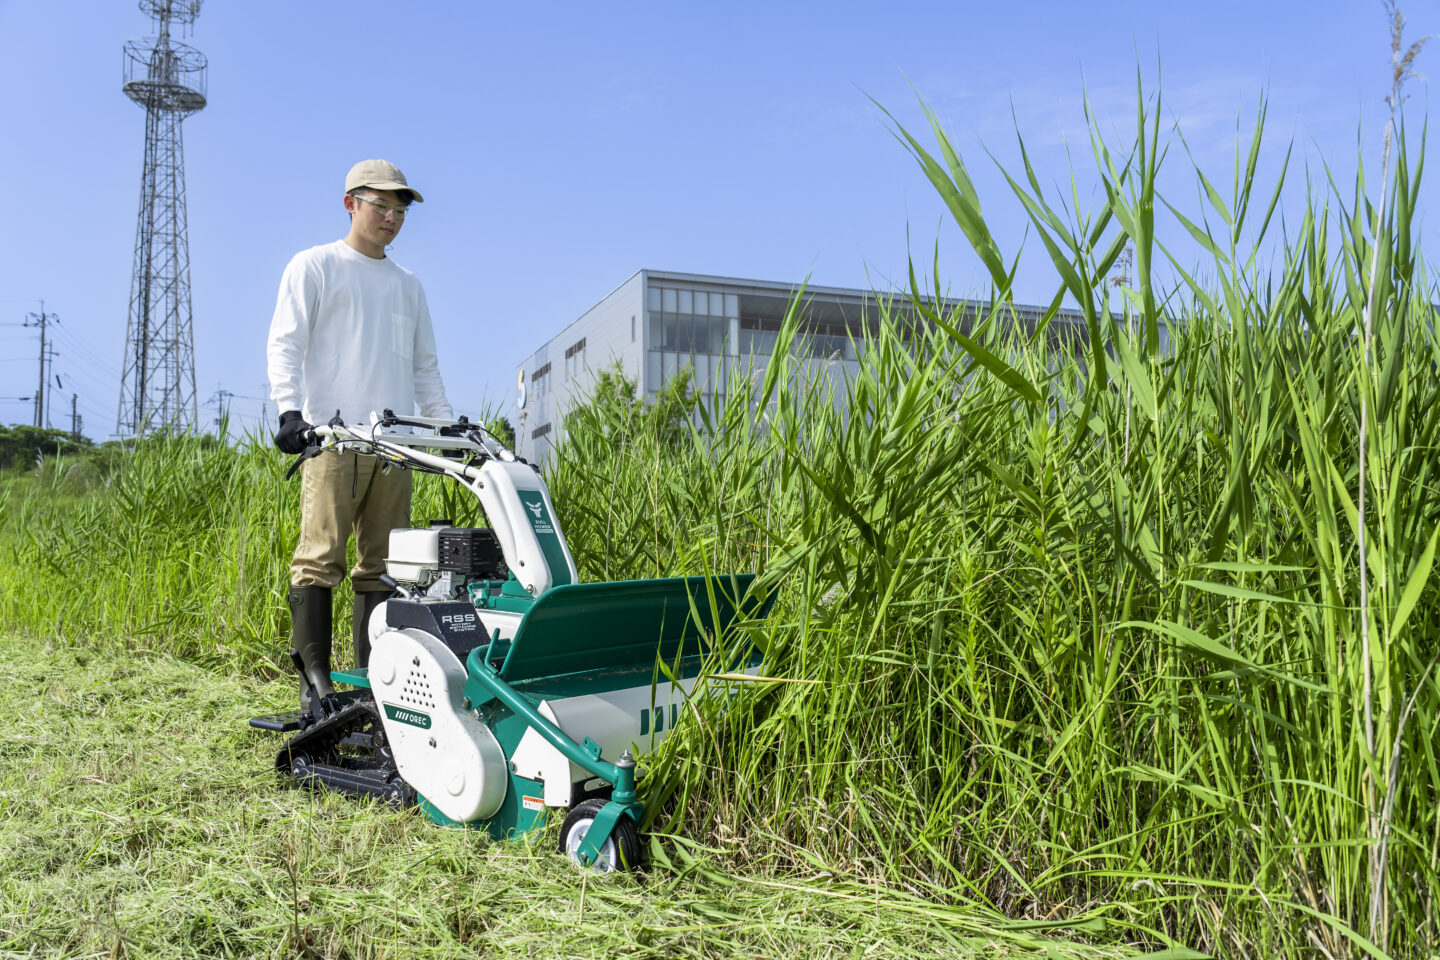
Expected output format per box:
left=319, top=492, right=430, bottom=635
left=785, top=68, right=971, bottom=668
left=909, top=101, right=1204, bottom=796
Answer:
left=522, top=795, right=545, bottom=812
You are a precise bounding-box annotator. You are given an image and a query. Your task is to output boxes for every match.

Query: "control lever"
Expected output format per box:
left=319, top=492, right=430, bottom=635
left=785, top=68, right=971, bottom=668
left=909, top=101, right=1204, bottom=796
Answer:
left=380, top=572, right=417, bottom=599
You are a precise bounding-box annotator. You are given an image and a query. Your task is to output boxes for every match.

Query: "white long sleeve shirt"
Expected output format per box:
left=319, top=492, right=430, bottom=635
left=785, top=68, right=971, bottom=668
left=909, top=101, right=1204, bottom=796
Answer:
left=266, top=239, right=452, bottom=426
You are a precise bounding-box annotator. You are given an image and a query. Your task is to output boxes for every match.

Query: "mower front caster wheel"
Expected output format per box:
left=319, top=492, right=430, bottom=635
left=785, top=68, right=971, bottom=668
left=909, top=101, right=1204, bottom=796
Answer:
left=560, top=799, right=641, bottom=873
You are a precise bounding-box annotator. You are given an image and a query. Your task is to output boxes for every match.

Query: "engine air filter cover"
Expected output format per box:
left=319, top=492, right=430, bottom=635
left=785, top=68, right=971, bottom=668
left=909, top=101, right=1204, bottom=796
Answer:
left=437, top=527, right=505, bottom=578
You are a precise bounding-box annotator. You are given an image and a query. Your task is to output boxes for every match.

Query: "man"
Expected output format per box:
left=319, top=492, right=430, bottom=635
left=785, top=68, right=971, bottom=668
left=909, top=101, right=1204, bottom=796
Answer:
left=267, top=159, right=452, bottom=712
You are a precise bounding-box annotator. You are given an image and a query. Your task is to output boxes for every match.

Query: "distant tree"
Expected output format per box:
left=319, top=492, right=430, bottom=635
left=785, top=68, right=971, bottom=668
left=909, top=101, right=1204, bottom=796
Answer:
left=484, top=416, right=516, bottom=450
left=0, top=424, right=93, bottom=470
left=647, top=367, right=701, bottom=447
left=564, top=361, right=699, bottom=449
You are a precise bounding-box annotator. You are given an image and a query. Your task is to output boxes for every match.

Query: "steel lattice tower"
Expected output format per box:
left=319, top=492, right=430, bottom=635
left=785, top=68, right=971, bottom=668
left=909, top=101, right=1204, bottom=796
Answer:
left=117, top=0, right=207, bottom=436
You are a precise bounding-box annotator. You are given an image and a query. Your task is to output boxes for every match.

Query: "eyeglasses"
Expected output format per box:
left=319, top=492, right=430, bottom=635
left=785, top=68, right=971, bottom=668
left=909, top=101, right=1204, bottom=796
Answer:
left=352, top=194, right=410, bottom=219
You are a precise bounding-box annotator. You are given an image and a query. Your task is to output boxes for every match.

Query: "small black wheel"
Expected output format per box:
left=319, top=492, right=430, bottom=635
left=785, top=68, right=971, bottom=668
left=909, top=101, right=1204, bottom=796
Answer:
left=276, top=743, right=309, bottom=775
left=384, top=773, right=417, bottom=808
left=559, top=799, right=641, bottom=873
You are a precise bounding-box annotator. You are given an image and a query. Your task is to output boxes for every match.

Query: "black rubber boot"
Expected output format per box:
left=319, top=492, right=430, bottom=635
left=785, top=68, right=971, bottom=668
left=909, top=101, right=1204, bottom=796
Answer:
left=288, top=585, right=334, bottom=714
left=352, top=588, right=393, bottom=669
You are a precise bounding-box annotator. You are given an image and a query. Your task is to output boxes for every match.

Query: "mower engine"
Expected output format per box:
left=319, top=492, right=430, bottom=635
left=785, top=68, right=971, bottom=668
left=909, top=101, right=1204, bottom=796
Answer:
left=385, top=524, right=508, bottom=600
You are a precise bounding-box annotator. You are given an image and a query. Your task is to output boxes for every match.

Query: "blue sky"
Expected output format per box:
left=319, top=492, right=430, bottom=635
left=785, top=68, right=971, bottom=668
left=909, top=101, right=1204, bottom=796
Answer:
left=0, top=1, right=1430, bottom=439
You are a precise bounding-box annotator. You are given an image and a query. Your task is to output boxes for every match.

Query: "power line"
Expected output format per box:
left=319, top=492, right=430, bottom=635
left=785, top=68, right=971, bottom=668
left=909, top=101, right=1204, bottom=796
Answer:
left=50, top=323, right=122, bottom=377
left=49, top=350, right=121, bottom=390
left=45, top=322, right=123, bottom=433
left=48, top=338, right=120, bottom=377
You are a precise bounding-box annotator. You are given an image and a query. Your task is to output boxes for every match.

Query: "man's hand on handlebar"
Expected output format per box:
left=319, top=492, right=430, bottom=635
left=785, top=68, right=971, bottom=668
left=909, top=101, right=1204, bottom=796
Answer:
left=275, top=410, right=314, bottom=455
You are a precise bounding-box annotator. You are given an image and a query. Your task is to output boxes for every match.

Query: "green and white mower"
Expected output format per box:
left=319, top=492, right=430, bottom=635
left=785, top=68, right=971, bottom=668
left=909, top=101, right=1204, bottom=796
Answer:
left=249, top=412, right=773, bottom=872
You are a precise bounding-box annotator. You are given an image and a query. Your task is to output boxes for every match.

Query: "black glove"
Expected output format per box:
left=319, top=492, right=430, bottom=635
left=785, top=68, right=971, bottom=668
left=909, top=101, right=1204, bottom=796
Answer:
left=275, top=410, right=314, bottom=455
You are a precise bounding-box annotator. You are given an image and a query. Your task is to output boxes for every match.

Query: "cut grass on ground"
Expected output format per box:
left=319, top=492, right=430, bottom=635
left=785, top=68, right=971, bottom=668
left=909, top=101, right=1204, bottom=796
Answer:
left=0, top=636, right=1130, bottom=959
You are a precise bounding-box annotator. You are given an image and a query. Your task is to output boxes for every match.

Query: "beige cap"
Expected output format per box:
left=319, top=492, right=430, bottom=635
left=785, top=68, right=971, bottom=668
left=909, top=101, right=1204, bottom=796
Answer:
left=345, top=159, right=424, bottom=203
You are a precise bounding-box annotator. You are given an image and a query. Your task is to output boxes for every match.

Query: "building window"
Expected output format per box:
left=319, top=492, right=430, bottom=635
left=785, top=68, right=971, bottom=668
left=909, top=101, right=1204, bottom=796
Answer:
left=631, top=315, right=636, bottom=342
left=531, top=422, right=552, bottom=440
left=644, top=287, right=737, bottom=356
left=645, top=284, right=743, bottom=394
left=533, top=361, right=551, bottom=399
left=563, top=336, right=586, bottom=380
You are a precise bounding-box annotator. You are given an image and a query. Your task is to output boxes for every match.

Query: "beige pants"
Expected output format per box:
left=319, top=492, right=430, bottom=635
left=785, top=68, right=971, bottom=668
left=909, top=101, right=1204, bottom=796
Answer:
left=290, top=451, right=412, bottom=592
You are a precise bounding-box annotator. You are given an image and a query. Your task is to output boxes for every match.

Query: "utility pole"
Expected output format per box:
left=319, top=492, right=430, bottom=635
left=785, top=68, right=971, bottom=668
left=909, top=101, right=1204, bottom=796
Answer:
left=71, top=393, right=81, bottom=441
left=24, top=302, right=56, bottom=429
left=212, top=388, right=233, bottom=436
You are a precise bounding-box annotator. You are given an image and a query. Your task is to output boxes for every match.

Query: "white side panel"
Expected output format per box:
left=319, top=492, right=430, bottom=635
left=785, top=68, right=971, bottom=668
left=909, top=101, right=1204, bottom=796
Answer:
left=370, top=628, right=508, bottom=823
left=475, top=609, right=524, bottom=643
left=508, top=702, right=575, bottom=807
left=508, top=665, right=759, bottom=808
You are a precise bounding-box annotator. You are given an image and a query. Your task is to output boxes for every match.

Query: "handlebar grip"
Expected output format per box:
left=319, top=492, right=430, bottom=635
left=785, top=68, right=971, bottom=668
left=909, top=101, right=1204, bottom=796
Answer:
left=381, top=415, right=437, bottom=430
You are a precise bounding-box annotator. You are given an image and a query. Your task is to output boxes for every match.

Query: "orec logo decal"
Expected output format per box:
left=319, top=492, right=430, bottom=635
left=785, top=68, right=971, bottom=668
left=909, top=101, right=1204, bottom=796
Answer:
left=383, top=703, right=433, bottom=729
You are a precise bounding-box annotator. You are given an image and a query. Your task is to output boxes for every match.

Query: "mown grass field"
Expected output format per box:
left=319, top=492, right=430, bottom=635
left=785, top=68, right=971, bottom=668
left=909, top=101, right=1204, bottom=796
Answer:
left=0, top=635, right=1127, bottom=959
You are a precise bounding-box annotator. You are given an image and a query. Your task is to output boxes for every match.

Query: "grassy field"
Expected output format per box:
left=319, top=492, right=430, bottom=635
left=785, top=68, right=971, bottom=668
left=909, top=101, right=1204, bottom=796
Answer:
left=3, top=58, right=1440, bottom=958
left=0, top=635, right=1129, bottom=959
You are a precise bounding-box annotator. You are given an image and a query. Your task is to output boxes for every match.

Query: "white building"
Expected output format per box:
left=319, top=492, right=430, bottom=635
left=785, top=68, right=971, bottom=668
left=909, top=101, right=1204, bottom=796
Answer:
left=513, top=268, right=1082, bottom=463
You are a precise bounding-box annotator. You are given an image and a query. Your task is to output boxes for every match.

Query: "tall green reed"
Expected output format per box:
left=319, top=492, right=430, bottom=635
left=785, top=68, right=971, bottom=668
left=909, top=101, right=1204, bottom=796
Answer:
left=546, top=78, right=1440, bottom=957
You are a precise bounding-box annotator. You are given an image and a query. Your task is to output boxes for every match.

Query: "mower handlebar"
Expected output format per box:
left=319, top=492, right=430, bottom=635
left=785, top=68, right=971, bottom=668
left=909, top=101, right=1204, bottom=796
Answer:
left=278, top=411, right=530, bottom=485
left=301, top=419, right=498, bottom=482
